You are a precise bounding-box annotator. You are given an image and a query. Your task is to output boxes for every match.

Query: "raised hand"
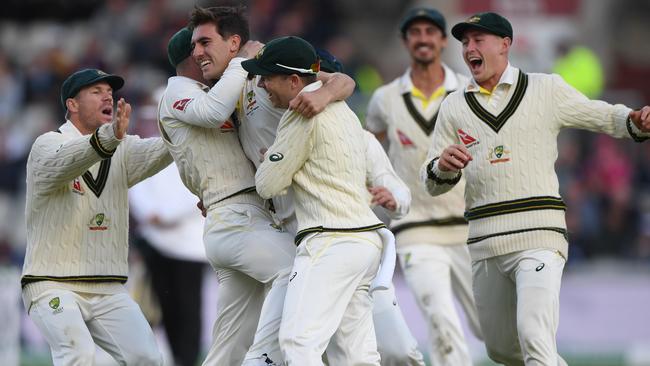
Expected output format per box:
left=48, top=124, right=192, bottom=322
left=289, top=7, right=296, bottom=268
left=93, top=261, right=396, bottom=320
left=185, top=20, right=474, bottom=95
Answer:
left=113, top=98, right=131, bottom=140
left=438, top=144, right=473, bottom=172
left=630, top=106, right=650, bottom=132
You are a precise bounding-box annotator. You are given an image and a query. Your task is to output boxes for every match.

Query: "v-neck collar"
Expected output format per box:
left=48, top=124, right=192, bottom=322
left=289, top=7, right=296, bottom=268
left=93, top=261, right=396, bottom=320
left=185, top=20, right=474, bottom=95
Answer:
left=464, top=70, right=529, bottom=133
left=400, top=63, right=460, bottom=136
left=58, top=120, right=113, bottom=197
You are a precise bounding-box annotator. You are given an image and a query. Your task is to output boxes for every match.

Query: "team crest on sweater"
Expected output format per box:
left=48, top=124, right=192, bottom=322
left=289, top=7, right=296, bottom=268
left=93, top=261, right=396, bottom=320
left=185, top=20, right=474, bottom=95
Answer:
left=488, top=145, right=511, bottom=164
left=457, top=129, right=479, bottom=148
left=88, top=213, right=110, bottom=231
left=220, top=119, right=236, bottom=133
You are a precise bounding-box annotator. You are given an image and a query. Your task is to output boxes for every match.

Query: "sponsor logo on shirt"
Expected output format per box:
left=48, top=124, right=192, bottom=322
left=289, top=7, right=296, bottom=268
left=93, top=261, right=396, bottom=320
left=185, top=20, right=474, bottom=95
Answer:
left=172, top=98, right=192, bottom=111
left=488, top=145, right=511, bottom=164
left=245, top=90, right=259, bottom=116
left=88, top=213, right=110, bottom=231
left=396, top=129, right=414, bottom=147
left=72, top=178, right=85, bottom=195
left=457, top=129, right=479, bottom=148
left=220, top=120, right=236, bottom=133
left=269, top=153, right=284, bottom=162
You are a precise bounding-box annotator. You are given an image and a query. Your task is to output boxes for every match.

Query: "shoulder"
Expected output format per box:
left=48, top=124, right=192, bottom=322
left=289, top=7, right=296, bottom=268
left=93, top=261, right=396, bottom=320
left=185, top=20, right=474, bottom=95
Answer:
left=162, top=77, right=205, bottom=103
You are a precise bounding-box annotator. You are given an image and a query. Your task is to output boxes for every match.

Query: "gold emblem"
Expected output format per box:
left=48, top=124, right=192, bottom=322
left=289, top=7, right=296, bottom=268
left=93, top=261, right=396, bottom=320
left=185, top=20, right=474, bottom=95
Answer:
left=468, top=16, right=481, bottom=23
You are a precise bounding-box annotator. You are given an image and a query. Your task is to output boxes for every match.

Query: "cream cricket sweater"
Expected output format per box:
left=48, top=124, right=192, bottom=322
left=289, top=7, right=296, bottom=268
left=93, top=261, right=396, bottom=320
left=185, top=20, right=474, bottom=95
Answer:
left=22, top=121, right=172, bottom=306
left=366, top=64, right=468, bottom=246
left=421, top=64, right=647, bottom=261
left=158, top=58, right=261, bottom=210
left=256, top=81, right=384, bottom=243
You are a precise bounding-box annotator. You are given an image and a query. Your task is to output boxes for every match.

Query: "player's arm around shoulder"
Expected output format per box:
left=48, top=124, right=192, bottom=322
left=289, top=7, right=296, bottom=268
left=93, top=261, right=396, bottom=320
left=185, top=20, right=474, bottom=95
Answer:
left=255, top=111, right=314, bottom=199
left=289, top=72, right=355, bottom=118
left=162, top=69, right=244, bottom=129
left=420, top=98, right=468, bottom=196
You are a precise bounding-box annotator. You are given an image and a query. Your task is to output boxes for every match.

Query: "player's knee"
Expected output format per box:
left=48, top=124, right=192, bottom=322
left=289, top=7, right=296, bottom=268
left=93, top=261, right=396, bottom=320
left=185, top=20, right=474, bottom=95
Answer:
left=121, top=347, right=163, bottom=366
left=485, top=345, right=524, bottom=366
left=60, top=334, right=96, bottom=364
left=66, top=345, right=95, bottom=365
left=379, top=347, right=424, bottom=366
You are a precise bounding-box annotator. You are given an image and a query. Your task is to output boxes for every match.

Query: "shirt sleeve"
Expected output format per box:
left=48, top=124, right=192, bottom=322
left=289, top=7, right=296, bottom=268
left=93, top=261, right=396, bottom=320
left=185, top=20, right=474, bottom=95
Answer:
left=364, top=132, right=411, bottom=219
left=29, top=123, right=121, bottom=194
left=163, top=57, right=248, bottom=129
left=365, top=87, right=389, bottom=134
left=123, top=136, right=173, bottom=188
left=552, top=74, right=647, bottom=141
left=420, top=99, right=462, bottom=196
left=255, top=111, right=313, bottom=199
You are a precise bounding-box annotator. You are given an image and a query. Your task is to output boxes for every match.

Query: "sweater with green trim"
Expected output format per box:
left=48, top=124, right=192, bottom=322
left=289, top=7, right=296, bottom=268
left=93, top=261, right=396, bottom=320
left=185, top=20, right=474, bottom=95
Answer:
left=421, top=67, right=647, bottom=261
left=22, top=121, right=171, bottom=305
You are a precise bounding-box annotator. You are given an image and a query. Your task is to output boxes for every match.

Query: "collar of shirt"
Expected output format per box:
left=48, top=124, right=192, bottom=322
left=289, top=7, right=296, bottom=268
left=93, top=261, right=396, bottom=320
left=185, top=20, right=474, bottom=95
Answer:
left=398, top=63, right=461, bottom=95
left=399, top=63, right=462, bottom=109
left=465, top=63, right=518, bottom=94
left=299, top=80, right=323, bottom=94
left=59, top=120, right=84, bottom=136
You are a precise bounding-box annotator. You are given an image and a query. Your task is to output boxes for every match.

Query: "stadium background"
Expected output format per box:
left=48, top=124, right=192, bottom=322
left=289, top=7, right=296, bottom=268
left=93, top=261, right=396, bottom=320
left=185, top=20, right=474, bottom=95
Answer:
left=0, top=0, right=649, bottom=365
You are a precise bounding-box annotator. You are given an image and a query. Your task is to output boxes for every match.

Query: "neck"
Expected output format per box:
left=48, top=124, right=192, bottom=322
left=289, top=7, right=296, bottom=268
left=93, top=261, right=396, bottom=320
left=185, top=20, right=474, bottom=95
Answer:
left=70, top=118, right=93, bottom=135
left=410, top=59, right=445, bottom=97
left=477, top=62, right=508, bottom=91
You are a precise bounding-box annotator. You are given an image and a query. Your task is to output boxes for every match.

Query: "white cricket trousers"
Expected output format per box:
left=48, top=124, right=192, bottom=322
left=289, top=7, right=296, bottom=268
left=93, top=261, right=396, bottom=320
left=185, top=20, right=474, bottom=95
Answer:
left=27, top=289, right=162, bottom=365
left=397, top=243, right=482, bottom=366
left=372, top=283, right=425, bottom=366
left=279, top=231, right=383, bottom=366
left=472, top=248, right=568, bottom=366
left=201, top=202, right=295, bottom=366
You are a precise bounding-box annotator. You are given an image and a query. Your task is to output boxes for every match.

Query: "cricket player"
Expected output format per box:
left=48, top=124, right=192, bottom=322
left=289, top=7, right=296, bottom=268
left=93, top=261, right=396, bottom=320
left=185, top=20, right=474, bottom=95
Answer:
left=318, top=48, right=426, bottom=366
left=365, top=7, right=483, bottom=366
left=239, top=43, right=425, bottom=366
left=158, top=25, right=295, bottom=366
left=245, top=35, right=387, bottom=366
left=421, top=11, right=650, bottom=365
left=21, top=68, right=171, bottom=365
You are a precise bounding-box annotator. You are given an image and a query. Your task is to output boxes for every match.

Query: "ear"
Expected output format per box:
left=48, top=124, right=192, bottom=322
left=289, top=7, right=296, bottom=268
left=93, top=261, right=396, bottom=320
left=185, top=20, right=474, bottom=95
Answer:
left=229, top=34, right=242, bottom=53
left=440, top=35, right=448, bottom=49
left=65, top=98, right=79, bottom=113
left=290, top=74, right=302, bottom=89
left=501, top=37, right=512, bottom=54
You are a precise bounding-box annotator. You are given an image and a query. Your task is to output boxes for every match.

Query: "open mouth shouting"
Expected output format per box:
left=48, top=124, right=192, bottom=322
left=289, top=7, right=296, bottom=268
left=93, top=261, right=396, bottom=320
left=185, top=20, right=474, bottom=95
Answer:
left=468, top=55, right=484, bottom=74
left=101, top=105, right=113, bottom=122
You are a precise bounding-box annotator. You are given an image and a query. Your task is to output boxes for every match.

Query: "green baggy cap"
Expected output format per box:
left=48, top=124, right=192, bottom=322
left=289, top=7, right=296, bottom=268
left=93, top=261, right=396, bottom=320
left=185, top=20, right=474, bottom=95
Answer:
left=60, top=69, right=124, bottom=110
left=242, top=36, right=320, bottom=76
left=451, top=12, right=513, bottom=41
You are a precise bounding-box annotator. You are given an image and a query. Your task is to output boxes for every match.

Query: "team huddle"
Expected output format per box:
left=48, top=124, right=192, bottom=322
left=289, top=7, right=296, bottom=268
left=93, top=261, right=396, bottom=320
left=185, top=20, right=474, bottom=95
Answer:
left=20, top=5, right=650, bottom=366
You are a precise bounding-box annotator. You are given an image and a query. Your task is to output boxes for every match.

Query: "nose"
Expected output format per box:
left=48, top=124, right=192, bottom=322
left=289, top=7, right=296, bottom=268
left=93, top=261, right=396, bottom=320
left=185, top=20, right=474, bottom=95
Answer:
left=192, top=44, right=203, bottom=59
